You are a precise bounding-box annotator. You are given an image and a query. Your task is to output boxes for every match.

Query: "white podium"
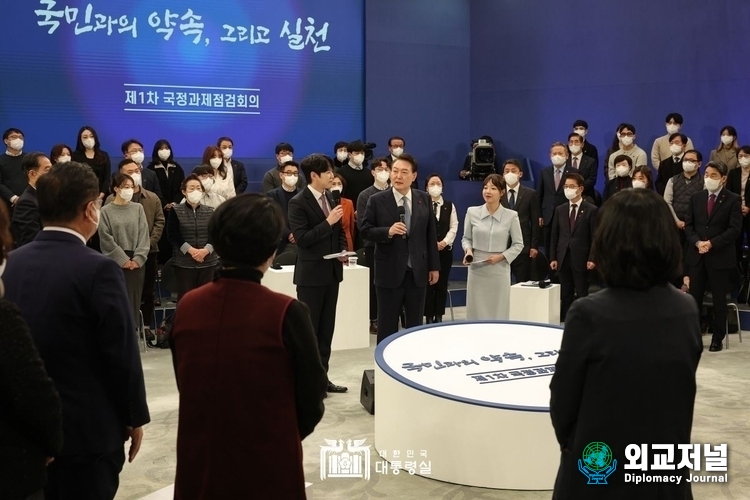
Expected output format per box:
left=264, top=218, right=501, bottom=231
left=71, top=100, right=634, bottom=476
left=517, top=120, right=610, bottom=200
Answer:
left=509, top=283, right=561, bottom=324
left=263, top=265, right=370, bottom=351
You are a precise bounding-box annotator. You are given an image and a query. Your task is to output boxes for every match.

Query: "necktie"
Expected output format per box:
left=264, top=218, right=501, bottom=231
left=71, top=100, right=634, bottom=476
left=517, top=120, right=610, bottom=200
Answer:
left=319, top=194, right=330, bottom=216
left=674, top=156, right=680, bottom=164
left=572, top=157, right=578, bottom=169
left=433, top=201, right=439, bottom=217
left=707, top=194, right=716, bottom=216
left=569, top=204, right=577, bottom=231
left=509, top=189, right=516, bottom=210
left=403, top=197, right=412, bottom=232
left=554, top=169, right=562, bottom=190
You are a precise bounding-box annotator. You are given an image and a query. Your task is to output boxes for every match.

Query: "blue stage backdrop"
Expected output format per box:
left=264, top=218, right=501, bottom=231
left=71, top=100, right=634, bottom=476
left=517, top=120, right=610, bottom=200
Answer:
left=1, top=0, right=363, bottom=162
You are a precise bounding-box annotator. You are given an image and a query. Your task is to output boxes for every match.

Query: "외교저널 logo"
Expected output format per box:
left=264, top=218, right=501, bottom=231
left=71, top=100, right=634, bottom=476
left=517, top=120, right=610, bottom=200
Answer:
left=578, top=442, right=617, bottom=485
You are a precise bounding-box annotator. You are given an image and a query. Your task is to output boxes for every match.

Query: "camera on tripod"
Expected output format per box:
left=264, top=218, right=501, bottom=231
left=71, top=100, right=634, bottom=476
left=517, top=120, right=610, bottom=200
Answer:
left=468, top=137, right=496, bottom=180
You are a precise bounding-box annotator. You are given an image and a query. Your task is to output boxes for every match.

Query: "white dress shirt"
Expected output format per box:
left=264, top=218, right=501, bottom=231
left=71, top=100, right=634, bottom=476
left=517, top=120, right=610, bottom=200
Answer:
left=43, top=226, right=87, bottom=244
left=430, top=196, right=459, bottom=246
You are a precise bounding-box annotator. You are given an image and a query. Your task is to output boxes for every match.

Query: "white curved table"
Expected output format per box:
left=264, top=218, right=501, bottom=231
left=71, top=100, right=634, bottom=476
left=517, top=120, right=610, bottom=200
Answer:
left=374, top=321, right=563, bottom=490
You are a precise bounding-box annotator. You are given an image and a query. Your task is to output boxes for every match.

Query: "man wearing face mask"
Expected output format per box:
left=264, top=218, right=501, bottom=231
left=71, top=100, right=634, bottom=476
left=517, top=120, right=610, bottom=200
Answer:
left=12, top=152, right=51, bottom=248
left=685, top=161, right=742, bottom=352
left=501, top=159, right=541, bottom=283
left=333, top=141, right=349, bottom=171
left=267, top=161, right=302, bottom=254
left=0, top=128, right=28, bottom=209
left=121, top=139, right=164, bottom=203
left=572, top=120, right=599, bottom=172
left=725, top=146, right=750, bottom=268
left=388, top=136, right=405, bottom=164
left=664, top=150, right=705, bottom=255
left=537, top=142, right=574, bottom=253
left=3, top=161, right=150, bottom=499
left=607, top=124, right=647, bottom=180
left=262, top=142, right=305, bottom=193
left=651, top=113, right=695, bottom=170
left=566, top=132, right=597, bottom=200
left=654, top=133, right=688, bottom=196
left=337, top=141, right=374, bottom=210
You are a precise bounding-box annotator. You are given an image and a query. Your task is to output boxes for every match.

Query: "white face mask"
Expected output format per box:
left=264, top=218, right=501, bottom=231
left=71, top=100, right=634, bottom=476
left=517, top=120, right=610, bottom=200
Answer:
left=130, top=152, right=144, bottom=165
left=186, top=190, right=203, bottom=204
left=90, top=204, right=100, bottom=229
left=283, top=175, right=298, bottom=187
left=279, top=154, right=293, bottom=164
left=564, top=187, right=579, bottom=200
left=391, top=147, right=404, bottom=157
left=375, top=170, right=390, bottom=184
left=682, top=161, right=697, bottom=173
left=569, top=144, right=582, bottom=155
left=82, top=138, right=95, bottom=149
left=336, top=151, right=348, bottom=162
left=666, top=124, right=680, bottom=135
left=222, top=147, right=233, bottom=159
left=209, top=158, right=222, bottom=169
left=615, top=165, right=630, bottom=177
left=739, top=157, right=750, bottom=169
left=331, top=185, right=343, bottom=193
left=503, top=172, right=519, bottom=186
left=351, top=153, right=365, bottom=166
left=130, top=172, right=142, bottom=187
left=201, top=178, right=214, bottom=192
left=0, top=259, right=5, bottom=280
left=721, top=135, right=734, bottom=146
left=119, top=188, right=134, bottom=202
left=620, top=135, right=634, bottom=146
left=428, top=185, right=442, bottom=198
left=550, top=155, right=566, bottom=166
left=704, top=177, right=721, bottom=192
left=9, top=138, right=23, bottom=151
left=158, top=149, right=171, bottom=161
left=669, top=144, right=683, bottom=155
left=632, top=179, right=647, bottom=189
left=57, top=155, right=71, bottom=164
left=573, top=128, right=587, bottom=138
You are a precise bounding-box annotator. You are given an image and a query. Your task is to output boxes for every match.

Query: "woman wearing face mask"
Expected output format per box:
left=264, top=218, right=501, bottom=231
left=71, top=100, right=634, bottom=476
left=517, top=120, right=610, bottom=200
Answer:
left=424, top=174, right=458, bottom=324
left=72, top=126, right=111, bottom=199
left=99, top=173, right=151, bottom=329
left=189, top=165, right=227, bottom=209
left=709, top=126, right=739, bottom=172
left=631, top=165, right=654, bottom=190
left=462, top=174, right=524, bottom=320
left=201, top=145, right=236, bottom=200
left=168, top=174, right=220, bottom=301
left=604, top=124, right=625, bottom=180
left=330, top=173, right=356, bottom=251
left=49, top=143, right=73, bottom=165
left=603, top=155, right=633, bottom=201
left=726, top=146, right=750, bottom=267
left=147, top=139, right=185, bottom=210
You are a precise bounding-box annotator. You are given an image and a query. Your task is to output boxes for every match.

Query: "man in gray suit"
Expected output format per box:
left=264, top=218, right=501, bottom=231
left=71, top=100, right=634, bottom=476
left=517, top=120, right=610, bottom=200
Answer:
left=536, top=142, right=574, bottom=252
left=501, top=159, right=541, bottom=282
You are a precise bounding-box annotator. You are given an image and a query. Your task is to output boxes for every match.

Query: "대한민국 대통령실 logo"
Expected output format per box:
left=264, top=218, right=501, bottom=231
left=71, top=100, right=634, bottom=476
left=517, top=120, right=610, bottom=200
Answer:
left=579, top=442, right=617, bottom=485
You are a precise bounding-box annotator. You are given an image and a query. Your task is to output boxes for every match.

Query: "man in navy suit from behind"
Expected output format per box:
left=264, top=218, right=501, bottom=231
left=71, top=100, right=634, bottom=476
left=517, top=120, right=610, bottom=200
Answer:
left=3, top=161, right=150, bottom=500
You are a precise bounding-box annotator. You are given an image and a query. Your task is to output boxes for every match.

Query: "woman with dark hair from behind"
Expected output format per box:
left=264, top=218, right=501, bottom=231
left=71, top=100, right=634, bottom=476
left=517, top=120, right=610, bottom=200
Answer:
left=0, top=201, right=63, bottom=500
left=171, top=194, right=327, bottom=500
left=550, top=188, right=702, bottom=499
left=71, top=125, right=111, bottom=198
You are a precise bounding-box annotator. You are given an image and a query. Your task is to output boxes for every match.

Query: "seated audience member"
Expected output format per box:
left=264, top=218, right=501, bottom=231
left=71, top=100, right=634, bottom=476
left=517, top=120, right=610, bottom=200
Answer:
left=537, top=142, right=574, bottom=251
left=388, top=136, right=405, bottom=164
left=550, top=188, right=701, bottom=499
left=424, top=174, right=458, bottom=323
left=171, top=194, right=327, bottom=500
left=0, top=127, right=27, bottom=209
left=501, top=159, right=541, bottom=283
left=190, top=165, right=226, bottom=209
left=338, top=140, right=374, bottom=207
left=726, top=145, right=750, bottom=266
left=12, top=152, right=51, bottom=247
left=49, top=143, right=73, bottom=164
left=333, top=141, right=348, bottom=171
left=263, top=142, right=305, bottom=193
left=218, top=136, right=248, bottom=194
left=607, top=123, right=647, bottom=180
left=572, top=120, right=599, bottom=172
left=604, top=155, right=633, bottom=201
left=685, top=161, right=742, bottom=352
left=655, top=133, right=687, bottom=195
left=267, top=161, right=302, bottom=254
left=566, top=132, right=597, bottom=198
left=73, top=126, right=111, bottom=197
left=549, top=173, right=597, bottom=322
left=202, top=145, right=236, bottom=200
left=121, top=139, right=164, bottom=202
left=631, top=165, right=654, bottom=190
left=331, top=172, right=356, bottom=251
left=663, top=149, right=704, bottom=255
left=651, top=112, right=695, bottom=169
left=460, top=135, right=497, bottom=179
left=168, top=174, right=220, bottom=301
left=710, top=126, right=740, bottom=172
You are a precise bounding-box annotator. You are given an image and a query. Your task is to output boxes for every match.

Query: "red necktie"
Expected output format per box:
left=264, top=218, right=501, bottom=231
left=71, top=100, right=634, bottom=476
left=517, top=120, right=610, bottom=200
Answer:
left=319, top=195, right=330, bottom=216
left=569, top=204, right=577, bottom=231
left=707, top=194, right=716, bottom=216
left=572, top=157, right=578, bottom=169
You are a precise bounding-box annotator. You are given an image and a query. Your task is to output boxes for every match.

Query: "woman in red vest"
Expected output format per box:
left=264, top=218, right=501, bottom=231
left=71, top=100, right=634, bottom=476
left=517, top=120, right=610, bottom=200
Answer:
left=171, top=194, right=328, bottom=500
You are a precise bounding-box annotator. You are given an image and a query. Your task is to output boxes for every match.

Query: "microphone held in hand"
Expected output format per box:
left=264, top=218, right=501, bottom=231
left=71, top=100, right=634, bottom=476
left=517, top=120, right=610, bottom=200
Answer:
left=331, top=190, right=341, bottom=208
left=397, top=205, right=406, bottom=238
left=465, top=254, right=473, bottom=263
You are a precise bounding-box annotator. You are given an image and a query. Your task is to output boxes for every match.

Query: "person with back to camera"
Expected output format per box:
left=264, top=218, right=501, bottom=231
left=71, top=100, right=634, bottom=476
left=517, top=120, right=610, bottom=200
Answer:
left=550, top=188, right=702, bottom=499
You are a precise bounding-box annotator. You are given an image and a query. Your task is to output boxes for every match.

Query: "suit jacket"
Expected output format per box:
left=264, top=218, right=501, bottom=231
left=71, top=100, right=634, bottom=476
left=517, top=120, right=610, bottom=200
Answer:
left=684, top=189, right=742, bottom=270
left=550, top=200, right=597, bottom=271
left=655, top=156, right=683, bottom=196
left=268, top=186, right=300, bottom=252
left=537, top=165, right=575, bottom=225
left=263, top=167, right=307, bottom=193
left=360, top=188, right=440, bottom=288
left=11, top=185, right=41, bottom=248
left=581, top=140, right=598, bottom=172
left=726, top=168, right=750, bottom=208
left=140, top=166, right=164, bottom=203
left=3, top=230, right=150, bottom=455
left=566, top=156, right=597, bottom=197
left=501, top=184, right=541, bottom=252
left=288, top=187, right=346, bottom=286
left=230, top=159, right=248, bottom=194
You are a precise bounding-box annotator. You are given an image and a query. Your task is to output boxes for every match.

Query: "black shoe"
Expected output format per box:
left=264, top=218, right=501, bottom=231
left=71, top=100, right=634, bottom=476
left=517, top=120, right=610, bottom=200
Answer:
left=327, top=381, right=348, bottom=393
left=435, top=315, right=442, bottom=323
left=369, top=323, right=378, bottom=335
left=709, top=342, right=723, bottom=352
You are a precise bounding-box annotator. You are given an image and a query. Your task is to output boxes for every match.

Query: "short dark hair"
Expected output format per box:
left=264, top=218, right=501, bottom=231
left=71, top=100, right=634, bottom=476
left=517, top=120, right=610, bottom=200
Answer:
left=111, top=173, right=135, bottom=193
left=347, top=140, right=365, bottom=154
left=21, top=152, right=47, bottom=175
left=668, top=133, right=688, bottom=145
left=0, top=202, right=11, bottom=265
left=705, top=161, right=728, bottom=177
left=617, top=123, right=636, bottom=134
left=572, top=119, right=588, bottom=129
left=613, top=155, right=633, bottom=168
left=209, top=194, right=285, bottom=268
left=2, top=128, right=23, bottom=141
left=49, top=144, right=73, bottom=163
left=568, top=132, right=583, bottom=142
left=37, top=162, right=99, bottom=225
left=370, top=156, right=391, bottom=170
left=388, top=136, right=405, bottom=147
left=181, top=173, right=204, bottom=192
left=121, top=139, right=144, bottom=154
left=334, top=141, right=348, bottom=152
left=683, top=149, right=702, bottom=162
left=300, top=154, right=333, bottom=183
left=217, top=136, right=233, bottom=147
left=393, top=153, right=418, bottom=173
left=632, top=165, right=654, bottom=188
left=424, top=173, right=444, bottom=190
left=502, top=159, right=523, bottom=172
left=665, top=113, right=684, bottom=124
left=739, top=145, right=750, bottom=156
left=192, top=165, right=214, bottom=177
left=278, top=160, right=299, bottom=172
left=275, top=142, right=294, bottom=155
left=482, top=173, right=506, bottom=192
left=118, top=158, right=137, bottom=170
left=563, top=172, right=585, bottom=187
left=593, top=188, right=681, bottom=289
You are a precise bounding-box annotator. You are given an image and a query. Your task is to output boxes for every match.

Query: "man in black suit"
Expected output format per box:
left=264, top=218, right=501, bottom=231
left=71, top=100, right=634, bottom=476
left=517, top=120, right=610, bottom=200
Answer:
left=121, top=139, right=164, bottom=202
left=655, top=133, right=687, bottom=195
left=288, top=154, right=348, bottom=393
left=3, top=161, right=150, bottom=500
left=685, top=160, right=742, bottom=352
left=566, top=133, right=597, bottom=200
left=572, top=119, right=599, bottom=172
left=268, top=161, right=302, bottom=254
left=217, top=136, right=248, bottom=194
left=11, top=152, right=50, bottom=247
left=536, top=142, right=574, bottom=252
left=500, top=159, right=541, bottom=282
left=360, top=154, right=440, bottom=343
left=549, top=172, right=597, bottom=322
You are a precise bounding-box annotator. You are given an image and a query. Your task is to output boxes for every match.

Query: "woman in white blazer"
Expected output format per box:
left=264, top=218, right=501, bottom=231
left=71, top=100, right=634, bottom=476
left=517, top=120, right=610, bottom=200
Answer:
left=462, top=174, right=524, bottom=320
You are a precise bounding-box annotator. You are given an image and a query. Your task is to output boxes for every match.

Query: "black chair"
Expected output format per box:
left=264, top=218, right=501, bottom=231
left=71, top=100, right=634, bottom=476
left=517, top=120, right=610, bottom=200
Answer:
left=703, top=292, right=742, bottom=349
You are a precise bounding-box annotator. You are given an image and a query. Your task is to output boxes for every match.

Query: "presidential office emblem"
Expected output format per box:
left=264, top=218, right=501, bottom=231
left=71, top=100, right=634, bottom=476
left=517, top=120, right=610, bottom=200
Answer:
left=320, top=438, right=371, bottom=480
left=578, top=442, right=617, bottom=485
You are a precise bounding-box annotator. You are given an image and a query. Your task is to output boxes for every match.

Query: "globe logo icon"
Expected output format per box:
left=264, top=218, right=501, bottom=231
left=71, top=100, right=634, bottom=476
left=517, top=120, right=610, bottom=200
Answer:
left=578, top=442, right=617, bottom=484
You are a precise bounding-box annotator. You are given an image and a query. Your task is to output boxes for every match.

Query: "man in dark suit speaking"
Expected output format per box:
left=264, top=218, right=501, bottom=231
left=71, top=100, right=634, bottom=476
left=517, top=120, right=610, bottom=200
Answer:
left=361, top=154, right=440, bottom=343
left=3, top=161, right=150, bottom=500
left=288, top=154, right=349, bottom=393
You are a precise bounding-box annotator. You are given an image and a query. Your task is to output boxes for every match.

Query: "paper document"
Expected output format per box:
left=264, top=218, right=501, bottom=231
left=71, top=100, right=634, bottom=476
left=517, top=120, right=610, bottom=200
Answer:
left=323, top=251, right=358, bottom=260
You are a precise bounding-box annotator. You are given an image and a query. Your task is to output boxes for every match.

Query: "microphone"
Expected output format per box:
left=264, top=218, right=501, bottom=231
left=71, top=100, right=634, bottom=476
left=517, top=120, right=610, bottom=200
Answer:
left=397, top=205, right=406, bottom=239
left=331, top=190, right=341, bottom=208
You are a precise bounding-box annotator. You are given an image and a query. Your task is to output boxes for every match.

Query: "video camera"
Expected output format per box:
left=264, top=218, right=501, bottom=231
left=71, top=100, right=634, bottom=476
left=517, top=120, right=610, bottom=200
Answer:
left=469, top=138, right=496, bottom=180
left=362, top=141, right=377, bottom=162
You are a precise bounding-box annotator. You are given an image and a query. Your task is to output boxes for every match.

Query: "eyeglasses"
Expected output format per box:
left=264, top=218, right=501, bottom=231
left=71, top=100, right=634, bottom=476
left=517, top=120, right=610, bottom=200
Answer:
left=6, top=134, right=23, bottom=140
left=128, top=148, right=144, bottom=154
left=281, top=171, right=298, bottom=176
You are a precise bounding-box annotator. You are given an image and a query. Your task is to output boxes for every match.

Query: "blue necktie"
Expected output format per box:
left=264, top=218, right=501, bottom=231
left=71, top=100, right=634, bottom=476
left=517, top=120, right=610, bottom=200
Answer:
left=403, top=197, right=412, bottom=233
